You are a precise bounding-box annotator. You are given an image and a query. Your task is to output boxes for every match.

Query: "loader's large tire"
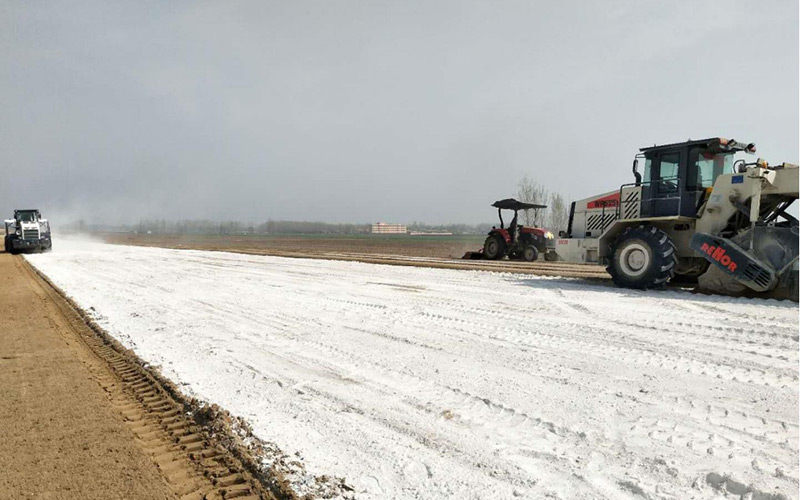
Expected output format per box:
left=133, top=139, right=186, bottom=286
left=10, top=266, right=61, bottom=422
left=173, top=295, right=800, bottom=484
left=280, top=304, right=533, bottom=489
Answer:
left=607, top=225, right=677, bottom=290
left=3, top=235, right=10, bottom=254
left=483, top=234, right=506, bottom=260
left=5, top=235, right=19, bottom=255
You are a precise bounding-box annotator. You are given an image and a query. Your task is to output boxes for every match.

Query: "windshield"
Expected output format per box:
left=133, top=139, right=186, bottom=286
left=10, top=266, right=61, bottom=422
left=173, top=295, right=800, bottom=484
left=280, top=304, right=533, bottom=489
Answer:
left=17, top=211, right=37, bottom=222
left=689, top=149, right=733, bottom=190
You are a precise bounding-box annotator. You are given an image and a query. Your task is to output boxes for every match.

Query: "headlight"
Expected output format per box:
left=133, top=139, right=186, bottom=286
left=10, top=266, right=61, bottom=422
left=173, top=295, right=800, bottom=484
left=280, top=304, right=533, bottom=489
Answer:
left=545, top=231, right=554, bottom=239
left=15, top=229, right=21, bottom=236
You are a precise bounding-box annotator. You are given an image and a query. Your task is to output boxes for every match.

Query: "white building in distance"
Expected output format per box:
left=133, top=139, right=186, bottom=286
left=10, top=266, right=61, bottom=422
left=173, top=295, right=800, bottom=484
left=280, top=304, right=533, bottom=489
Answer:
left=371, top=222, right=407, bottom=234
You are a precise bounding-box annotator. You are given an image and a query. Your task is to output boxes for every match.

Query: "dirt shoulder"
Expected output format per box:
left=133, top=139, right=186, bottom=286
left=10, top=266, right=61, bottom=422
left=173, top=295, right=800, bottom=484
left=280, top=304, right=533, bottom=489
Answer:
left=0, top=252, right=174, bottom=499
left=0, top=252, right=288, bottom=500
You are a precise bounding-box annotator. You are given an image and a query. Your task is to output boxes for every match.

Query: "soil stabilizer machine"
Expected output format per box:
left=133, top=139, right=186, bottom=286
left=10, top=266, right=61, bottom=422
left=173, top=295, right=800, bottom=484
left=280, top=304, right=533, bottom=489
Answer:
left=554, top=137, right=798, bottom=301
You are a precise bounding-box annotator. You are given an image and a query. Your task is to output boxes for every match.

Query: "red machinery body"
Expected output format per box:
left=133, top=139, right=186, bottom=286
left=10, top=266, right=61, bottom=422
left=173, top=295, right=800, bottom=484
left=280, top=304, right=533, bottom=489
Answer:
left=489, top=227, right=547, bottom=245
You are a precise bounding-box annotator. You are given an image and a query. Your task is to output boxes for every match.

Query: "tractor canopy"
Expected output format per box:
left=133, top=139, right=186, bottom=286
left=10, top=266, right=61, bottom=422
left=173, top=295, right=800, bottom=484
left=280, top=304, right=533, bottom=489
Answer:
left=491, top=198, right=547, bottom=211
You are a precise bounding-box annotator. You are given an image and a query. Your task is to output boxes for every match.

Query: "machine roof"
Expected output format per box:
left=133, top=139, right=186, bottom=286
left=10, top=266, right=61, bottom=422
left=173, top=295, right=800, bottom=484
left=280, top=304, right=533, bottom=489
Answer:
left=639, top=137, right=755, bottom=154
left=491, top=198, right=547, bottom=210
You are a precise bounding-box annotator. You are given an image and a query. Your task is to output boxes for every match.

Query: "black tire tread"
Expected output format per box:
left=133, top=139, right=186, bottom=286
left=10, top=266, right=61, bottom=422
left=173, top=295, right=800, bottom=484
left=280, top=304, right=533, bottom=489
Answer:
left=483, top=234, right=506, bottom=260
left=606, top=224, right=677, bottom=290
left=522, top=245, right=538, bottom=262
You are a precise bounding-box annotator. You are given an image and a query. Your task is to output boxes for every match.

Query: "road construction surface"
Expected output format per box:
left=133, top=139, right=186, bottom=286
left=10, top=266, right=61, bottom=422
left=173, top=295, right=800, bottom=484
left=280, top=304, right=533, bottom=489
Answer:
left=27, top=238, right=799, bottom=500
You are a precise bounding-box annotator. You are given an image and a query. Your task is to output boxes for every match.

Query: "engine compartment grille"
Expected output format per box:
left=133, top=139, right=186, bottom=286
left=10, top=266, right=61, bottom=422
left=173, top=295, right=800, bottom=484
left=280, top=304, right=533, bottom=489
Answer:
left=22, top=228, right=40, bottom=240
left=743, top=262, right=772, bottom=289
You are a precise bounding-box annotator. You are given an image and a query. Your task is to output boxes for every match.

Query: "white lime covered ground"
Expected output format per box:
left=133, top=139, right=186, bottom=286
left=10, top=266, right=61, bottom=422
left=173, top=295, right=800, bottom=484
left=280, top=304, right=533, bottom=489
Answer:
left=27, top=239, right=799, bottom=500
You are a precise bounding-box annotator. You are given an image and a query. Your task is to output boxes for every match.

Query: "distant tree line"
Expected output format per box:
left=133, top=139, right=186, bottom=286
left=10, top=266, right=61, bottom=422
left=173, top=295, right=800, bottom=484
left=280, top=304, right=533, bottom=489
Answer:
left=255, top=220, right=369, bottom=235
left=61, top=219, right=496, bottom=236
left=61, top=177, right=573, bottom=236
left=61, top=219, right=373, bottom=235
left=407, top=222, right=493, bottom=235
left=516, top=175, right=570, bottom=233
left=133, top=219, right=374, bottom=235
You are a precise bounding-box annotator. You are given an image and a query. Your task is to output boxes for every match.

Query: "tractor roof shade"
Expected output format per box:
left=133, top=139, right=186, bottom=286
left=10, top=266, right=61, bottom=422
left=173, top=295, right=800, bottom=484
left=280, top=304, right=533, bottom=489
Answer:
left=492, top=198, right=547, bottom=210
left=639, top=137, right=756, bottom=154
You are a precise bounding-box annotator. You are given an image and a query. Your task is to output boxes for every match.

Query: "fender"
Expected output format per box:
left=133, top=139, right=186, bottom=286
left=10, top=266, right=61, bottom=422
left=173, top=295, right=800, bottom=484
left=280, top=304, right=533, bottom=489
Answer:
left=489, top=228, right=511, bottom=244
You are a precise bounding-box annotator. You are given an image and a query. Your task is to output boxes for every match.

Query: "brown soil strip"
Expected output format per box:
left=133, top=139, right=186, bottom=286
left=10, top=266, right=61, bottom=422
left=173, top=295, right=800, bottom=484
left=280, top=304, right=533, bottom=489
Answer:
left=99, top=233, right=612, bottom=280
left=2, top=252, right=296, bottom=500
left=102, top=234, right=487, bottom=260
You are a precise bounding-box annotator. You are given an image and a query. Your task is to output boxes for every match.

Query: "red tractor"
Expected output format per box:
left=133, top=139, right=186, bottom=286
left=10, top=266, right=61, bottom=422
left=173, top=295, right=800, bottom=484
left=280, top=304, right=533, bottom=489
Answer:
left=466, top=199, right=553, bottom=261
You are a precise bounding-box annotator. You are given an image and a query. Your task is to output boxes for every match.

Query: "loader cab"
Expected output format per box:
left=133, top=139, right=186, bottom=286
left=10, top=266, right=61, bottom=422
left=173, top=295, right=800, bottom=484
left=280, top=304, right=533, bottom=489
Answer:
left=636, top=138, right=752, bottom=218
left=15, top=210, right=40, bottom=223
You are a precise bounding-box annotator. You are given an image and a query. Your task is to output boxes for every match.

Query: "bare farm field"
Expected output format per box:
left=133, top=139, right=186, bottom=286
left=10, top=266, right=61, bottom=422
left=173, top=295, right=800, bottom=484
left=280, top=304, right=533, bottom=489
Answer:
left=102, top=233, right=488, bottom=259
left=100, top=233, right=612, bottom=280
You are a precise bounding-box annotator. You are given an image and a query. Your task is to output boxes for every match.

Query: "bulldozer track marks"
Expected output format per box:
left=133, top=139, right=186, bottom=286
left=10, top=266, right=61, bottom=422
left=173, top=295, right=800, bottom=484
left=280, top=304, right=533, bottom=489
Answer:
left=18, top=257, right=290, bottom=500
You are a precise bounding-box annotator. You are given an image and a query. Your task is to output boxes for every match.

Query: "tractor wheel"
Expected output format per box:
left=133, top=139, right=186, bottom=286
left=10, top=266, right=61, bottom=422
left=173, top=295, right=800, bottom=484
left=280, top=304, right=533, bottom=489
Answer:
left=607, top=225, right=677, bottom=290
left=3, top=235, right=10, bottom=254
left=522, top=245, right=538, bottom=262
left=483, top=234, right=506, bottom=260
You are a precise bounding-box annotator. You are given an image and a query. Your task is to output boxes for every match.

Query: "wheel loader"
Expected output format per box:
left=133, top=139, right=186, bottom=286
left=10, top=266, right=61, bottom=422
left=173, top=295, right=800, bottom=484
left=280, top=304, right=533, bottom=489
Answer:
left=4, top=209, right=52, bottom=254
left=553, top=137, right=798, bottom=301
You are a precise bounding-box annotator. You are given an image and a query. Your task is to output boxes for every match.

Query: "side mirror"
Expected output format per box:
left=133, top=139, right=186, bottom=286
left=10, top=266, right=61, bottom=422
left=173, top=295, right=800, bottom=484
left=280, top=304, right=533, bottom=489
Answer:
left=632, top=158, right=642, bottom=186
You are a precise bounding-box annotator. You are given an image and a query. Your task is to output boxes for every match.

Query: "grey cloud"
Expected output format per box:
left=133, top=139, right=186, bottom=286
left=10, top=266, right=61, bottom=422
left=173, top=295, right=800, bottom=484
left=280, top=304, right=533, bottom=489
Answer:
left=1, top=0, right=797, bottom=225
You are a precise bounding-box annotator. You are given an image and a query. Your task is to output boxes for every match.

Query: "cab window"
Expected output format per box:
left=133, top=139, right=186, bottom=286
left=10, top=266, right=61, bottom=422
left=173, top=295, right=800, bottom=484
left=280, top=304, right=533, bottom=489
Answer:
left=653, top=152, right=680, bottom=193
left=689, top=148, right=733, bottom=190
left=657, top=153, right=680, bottom=181
left=642, top=157, right=653, bottom=183
left=642, top=153, right=679, bottom=191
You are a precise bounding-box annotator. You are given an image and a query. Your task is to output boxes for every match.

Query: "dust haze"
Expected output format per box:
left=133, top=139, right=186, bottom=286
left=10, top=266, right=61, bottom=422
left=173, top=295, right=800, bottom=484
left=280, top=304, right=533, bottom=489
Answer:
left=1, top=0, right=797, bottom=226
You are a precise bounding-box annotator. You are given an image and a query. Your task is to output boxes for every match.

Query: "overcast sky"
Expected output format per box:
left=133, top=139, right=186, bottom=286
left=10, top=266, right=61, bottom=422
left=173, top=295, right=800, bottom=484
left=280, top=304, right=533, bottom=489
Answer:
left=1, top=1, right=797, bottom=225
